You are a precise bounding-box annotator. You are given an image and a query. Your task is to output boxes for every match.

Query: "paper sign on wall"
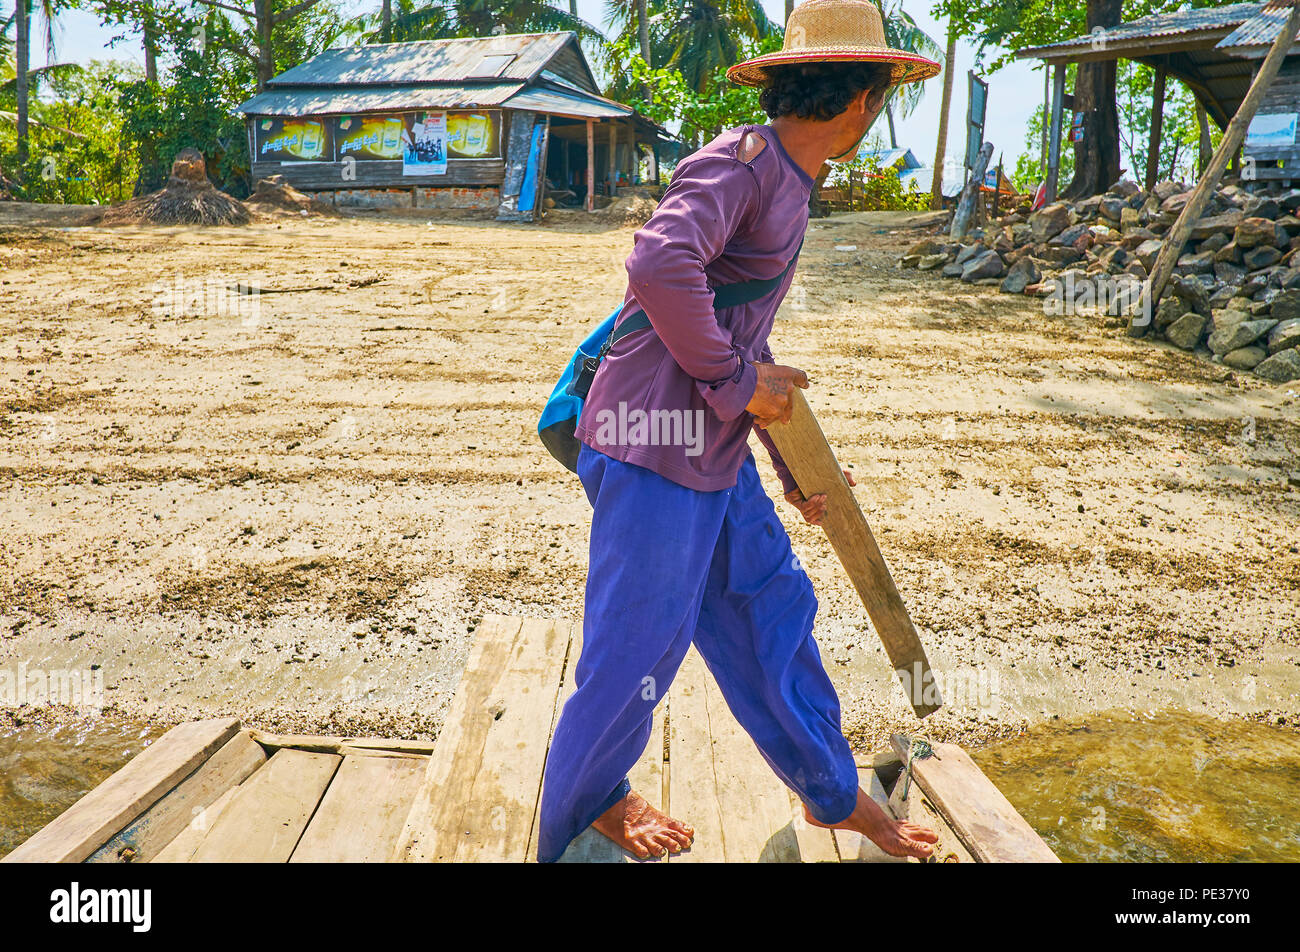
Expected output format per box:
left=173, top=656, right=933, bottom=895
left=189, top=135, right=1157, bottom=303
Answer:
left=403, top=112, right=448, bottom=176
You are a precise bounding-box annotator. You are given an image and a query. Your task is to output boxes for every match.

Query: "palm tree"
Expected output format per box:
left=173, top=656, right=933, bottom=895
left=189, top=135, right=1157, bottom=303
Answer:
left=10, top=0, right=67, bottom=169
left=361, top=0, right=598, bottom=42
left=605, top=1, right=776, bottom=94
left=873, top=1, right=942, bottom=148
left=930, top=23, right=957, bottom=209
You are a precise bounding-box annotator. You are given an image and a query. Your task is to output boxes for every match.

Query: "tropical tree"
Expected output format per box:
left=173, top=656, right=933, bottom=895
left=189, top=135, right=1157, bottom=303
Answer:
left=873, top=1, right=941, bottom=148
left=8, top=0, right=77, bottom=169
left=356, top=0, right=599, bottom=43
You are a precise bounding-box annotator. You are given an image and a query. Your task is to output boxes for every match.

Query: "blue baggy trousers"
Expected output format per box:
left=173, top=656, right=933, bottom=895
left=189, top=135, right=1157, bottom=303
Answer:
left=536, top=444, right=860, bottom=862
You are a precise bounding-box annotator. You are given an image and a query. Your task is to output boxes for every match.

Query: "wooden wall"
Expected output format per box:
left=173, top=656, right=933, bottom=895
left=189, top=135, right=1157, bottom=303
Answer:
left=249, top=157, right=505, bottom=191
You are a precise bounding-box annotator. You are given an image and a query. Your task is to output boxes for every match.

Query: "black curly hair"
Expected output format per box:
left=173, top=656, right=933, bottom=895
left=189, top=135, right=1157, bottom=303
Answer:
left=758, top=61, right=893, bottom=121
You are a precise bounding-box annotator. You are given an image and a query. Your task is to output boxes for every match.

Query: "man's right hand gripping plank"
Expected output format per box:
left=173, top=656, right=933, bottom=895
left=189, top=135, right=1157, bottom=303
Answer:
left=537, top=0, right=943, bottom=863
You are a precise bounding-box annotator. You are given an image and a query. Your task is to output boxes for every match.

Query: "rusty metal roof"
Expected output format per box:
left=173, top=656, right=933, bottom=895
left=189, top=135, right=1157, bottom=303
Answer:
left=1018, top=2, right=1262, bottom=59
left=1217, top=4, right=1299, bottom=54
left=265, top=32, right=591, bottom=90
left=502, top=84, right=630, bottom=120
left=237, top=82, right=524, bottom=117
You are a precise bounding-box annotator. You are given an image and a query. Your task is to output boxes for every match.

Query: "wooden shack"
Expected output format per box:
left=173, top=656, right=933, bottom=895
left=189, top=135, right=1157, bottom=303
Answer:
left=236, top=32, right=674, bottom=220
left=1015, top=1, right=1300, bottom=198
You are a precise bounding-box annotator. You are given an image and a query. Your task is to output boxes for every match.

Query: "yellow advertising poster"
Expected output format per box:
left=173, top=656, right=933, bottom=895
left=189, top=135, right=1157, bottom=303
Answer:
left=335, top=114, right=405, bottom=160
left=255, top=117, right=332, bottom=162
left=446, top=111, right=501, bottom=159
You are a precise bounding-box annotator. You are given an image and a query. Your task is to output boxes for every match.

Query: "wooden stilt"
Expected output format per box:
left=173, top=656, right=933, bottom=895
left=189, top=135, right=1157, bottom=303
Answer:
left=1046, top=63, right=1065, bottom=202
left=586, top=119, right=595, bottom=212
left=1145, top=67, right=1167, bottom=190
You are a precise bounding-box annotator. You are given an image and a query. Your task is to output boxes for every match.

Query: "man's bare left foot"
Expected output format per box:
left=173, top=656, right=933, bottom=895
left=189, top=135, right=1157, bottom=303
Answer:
left=802, top=787, right=938, bottom=859
left=591, top=790, right=694, bottom=860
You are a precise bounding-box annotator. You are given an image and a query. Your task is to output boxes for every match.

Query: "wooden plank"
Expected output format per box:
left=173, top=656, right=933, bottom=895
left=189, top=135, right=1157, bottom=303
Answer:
left=250, top=157, right=504, bottom=190
left=950, top=141, right=992, bottom=240
left=890, top=734, right=1058, bottom=863
left=189, top=748, right=340, bottom=863
left=1046, top=63, right=1065, bottom=203
left=393, top=616, right=572, bottom=862
left=833, top=766, right=908, bottom=864
left=2, top=717, right=241, bottom=863
left=289, top=756, right=426, bottom=863
left=88, top=731, right=266, bottom=864
left=585, top=119, right=595, bottom=213
left=787, top=790, right=841, bottom=863
left=766, top=389, right=941, bottom=717
left=886, top=764, right=973, bottom=864
left=249, top=730, right=437, bottom=757
left=700, top=658, right=803, bottom=863
left=666, top=650, right=726, bottom=862
left=151, top=785, right=241, bottom=863
left=1145, top=67, right=1167, bottom=191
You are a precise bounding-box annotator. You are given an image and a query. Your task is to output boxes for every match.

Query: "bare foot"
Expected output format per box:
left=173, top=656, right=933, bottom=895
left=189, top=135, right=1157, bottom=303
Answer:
left=802, top=787, right=938, bottom=859
left=591, top=790, right=694, bottom=860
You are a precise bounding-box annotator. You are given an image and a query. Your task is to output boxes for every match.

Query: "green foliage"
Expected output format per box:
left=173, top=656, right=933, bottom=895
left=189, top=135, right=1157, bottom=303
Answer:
left=116, top=14, right=252, bottom=195
left=825, top=149, right=930, bottom=211
left=605, top=33, right=779, bottom=148
left=1, top=60, right=142, bottom=203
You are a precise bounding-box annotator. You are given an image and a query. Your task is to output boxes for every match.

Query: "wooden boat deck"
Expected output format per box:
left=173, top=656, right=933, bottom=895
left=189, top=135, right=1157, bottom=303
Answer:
left=4, top=615, right=1057, bottom=864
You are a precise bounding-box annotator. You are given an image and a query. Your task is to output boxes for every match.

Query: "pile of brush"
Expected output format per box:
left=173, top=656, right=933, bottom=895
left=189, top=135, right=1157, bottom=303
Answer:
left=100, top=149, right=249, bottom=226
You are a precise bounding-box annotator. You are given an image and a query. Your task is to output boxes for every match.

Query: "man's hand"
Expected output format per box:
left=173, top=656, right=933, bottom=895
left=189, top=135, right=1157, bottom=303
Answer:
left=746, top=362, right=809, bottom=428
left=784, top=469, right=856, bottom=526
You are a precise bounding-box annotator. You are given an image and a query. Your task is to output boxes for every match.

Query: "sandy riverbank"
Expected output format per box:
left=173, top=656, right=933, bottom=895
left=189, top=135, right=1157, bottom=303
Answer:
left=1, top=204, right=1297, bottom=749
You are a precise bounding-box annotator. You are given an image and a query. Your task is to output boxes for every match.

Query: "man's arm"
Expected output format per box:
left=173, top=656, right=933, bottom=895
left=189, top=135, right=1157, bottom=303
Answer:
left=624, top=154, right=761, bottom=420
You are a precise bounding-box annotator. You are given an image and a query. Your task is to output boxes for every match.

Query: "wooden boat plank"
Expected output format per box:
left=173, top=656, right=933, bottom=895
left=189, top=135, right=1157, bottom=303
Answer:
left=890, top=734, right=1058, bottom=863
left=787, top=790, right=841, bottom=863
left=527, top=620, right=581, bottom=862
left=189, top=748, right=340, bottom=863
left=289, top=755, right=426, bottom=862
left=698, top=657, right=802, bottom=863
left=249, top=730, right=438, bottom=757
left=394, top=615, right=572, bottom=862
left=833, top=766, right=908, bottom=863
left=2, top=717, right=241, bottom=864
left=451, top=617, right=574, bottom=862
left=886, top=764, right=974, bottom=864
left=151, top=784, right=242, bottom=863
left=88, top=730, right=266, bottom=864
left=666, top=650, right=725, bottom=862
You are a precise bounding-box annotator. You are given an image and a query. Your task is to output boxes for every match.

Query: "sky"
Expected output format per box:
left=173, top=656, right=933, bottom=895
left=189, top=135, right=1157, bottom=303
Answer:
left=52, top=0, right=1046, bottom=181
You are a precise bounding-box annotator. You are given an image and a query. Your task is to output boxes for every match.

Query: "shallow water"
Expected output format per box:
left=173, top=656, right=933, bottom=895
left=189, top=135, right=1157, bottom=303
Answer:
left=0, top=715, right=161, bottom=859
left=971, top=711, right=1300, bottom=863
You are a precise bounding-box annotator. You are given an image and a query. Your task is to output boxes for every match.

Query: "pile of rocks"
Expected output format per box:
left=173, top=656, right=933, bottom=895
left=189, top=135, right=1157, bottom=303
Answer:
left=899, top=178, right=1300, bottom=383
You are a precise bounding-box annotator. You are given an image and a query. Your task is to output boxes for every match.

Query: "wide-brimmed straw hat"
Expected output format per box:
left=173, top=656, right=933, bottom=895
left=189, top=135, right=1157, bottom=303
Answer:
left=727, top=0, right=941, bottom=88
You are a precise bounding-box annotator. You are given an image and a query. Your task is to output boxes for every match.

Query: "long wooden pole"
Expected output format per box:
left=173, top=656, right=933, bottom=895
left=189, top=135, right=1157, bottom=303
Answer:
left=1045, top=64, right=1065, bottom=202
left=767, top=390, right=942, bottom=718
left=585, top=119, right=595, bottom=213
left=1133, top=0, right=1300, bottom=335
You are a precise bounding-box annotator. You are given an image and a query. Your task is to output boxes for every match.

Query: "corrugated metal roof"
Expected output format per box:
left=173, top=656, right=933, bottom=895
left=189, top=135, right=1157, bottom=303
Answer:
left=237, top=82, right=523, bottom=117
left=1020, top=2, right=1261, bottom=57
left=863, top=147, right=921, bottom=170
left=502, top=85, right=630, bottom=120
left=1217, top=5, right=1298, bottom=51
left=266, top=33, right=576, bottom=88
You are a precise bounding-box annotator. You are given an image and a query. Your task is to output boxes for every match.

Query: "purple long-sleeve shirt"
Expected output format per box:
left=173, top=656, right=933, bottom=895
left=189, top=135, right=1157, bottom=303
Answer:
left=574, top=123, right=812, bottom=493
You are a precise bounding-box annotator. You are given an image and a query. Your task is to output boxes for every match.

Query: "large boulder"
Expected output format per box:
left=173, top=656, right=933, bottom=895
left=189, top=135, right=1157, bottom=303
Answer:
left=1165, top=311, right=1208, bottom=350
left=1267, top=318, right=1300, bottom=355
left=1234, top=216, right=1279, bottom=249
left=961, top=249, right=1006, bottom=281
left=1155, top=297, right=1187, bottom=330
left=1190, top=210, right=1244, bottom=240
left=1223, top=345, right=1267, bottom=370
left=1271, top=288, right=1300, bottom=322
left=1171, top=275, right=1212, bottom=316
left=1208, top=318, right=1276, bottom=356
left=1243, top=245, right=1283, bottom=270
left=1000, top=256, right=1041, bottom=294
left=1134, top=238, right=1164, bottom=270
left=1029, top=202, right=1072, bottom=242
left=1253, top=348, right=1300, bottom=382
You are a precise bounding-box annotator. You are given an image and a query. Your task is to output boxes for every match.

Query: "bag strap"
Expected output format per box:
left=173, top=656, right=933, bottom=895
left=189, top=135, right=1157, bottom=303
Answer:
left=601, top=238, right=804, bottom=357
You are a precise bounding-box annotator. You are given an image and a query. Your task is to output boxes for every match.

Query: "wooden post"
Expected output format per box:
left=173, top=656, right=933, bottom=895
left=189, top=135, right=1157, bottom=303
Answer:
left=652, top=142, right=660, bottom=186
left=609, top=122, right=619, bottom=197
left=585, top=119, right=595, bottom=213
left=1145, top=67, right=1167, bottom=190
left=1046, top=63, right=1065, bottom=202
left=950, top=141, right=993, bottom=240
left=1196, top=101, right=1212, bottom=174
left=1134, top=0, right=1300, bottom=335
left=766, top=390, right=942, bottom=718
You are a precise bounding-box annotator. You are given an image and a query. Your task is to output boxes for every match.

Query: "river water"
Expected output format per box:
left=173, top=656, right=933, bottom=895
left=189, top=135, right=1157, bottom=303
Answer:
left=972, top=710, right=1300, bottom=862
left=1, top=709, right=1297, bottom=861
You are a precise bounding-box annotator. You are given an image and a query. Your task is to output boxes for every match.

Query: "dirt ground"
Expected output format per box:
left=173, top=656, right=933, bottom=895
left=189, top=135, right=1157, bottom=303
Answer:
left=1, top=201, right=1297, bottom=751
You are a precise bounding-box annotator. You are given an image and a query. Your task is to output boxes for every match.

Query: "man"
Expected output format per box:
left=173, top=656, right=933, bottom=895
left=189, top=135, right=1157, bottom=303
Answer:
left=538, top=0, right=942, bottom=863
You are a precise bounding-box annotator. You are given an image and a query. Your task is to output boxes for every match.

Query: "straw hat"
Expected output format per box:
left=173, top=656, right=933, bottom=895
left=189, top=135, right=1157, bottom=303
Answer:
left=727, top=0, right=941, bottom=88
